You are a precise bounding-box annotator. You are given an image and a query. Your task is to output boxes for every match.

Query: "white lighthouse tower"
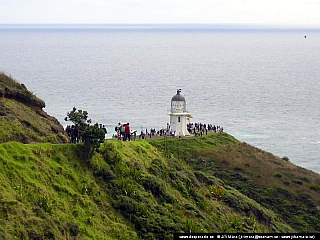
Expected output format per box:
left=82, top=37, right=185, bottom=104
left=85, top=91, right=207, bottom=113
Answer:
left=168, top=89, right=191, bottom=137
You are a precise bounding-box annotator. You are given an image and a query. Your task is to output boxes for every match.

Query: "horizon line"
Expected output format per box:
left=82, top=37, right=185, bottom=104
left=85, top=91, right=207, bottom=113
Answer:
left=1, top=23, right=320, bottom=27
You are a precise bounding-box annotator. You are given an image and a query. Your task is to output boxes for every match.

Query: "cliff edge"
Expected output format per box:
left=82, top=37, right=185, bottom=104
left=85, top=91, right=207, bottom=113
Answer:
left=0, top=73, right=68, bottom=143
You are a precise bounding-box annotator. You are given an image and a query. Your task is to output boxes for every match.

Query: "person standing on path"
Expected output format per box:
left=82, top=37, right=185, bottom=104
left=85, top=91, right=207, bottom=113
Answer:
left=125, top=123, right=131, bottom=141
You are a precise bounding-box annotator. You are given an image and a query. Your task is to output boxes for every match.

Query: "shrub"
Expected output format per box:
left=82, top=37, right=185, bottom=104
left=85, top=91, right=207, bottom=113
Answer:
left=230, top=216, right=244, bottom=232
left=113, top=195, right=147, bottom=217
left=65, top=107, right=105, bottom=157
left=282, top=156, right=290, bottom=162
left=148, top=158, right=168, bottom=179
left=208, top=185, right=225, bottom=200
left=95, top=165, right=116, bottom=182
left=234, top=167, right=243, bottom=171
left=169, top=171, right=190, bottom=197
left=249, top=214, right=260, bottom=232
left=309, top=184, right=320, bottom=192
left=67, top=222, right=80, bottom=236
left=224, top=191, right=250, bottom=213
left=36, top=195, right=54, bottom=214
left=198, top=200, right=210, bottom=212
left=142, top=175, right=175, bottom=203
left=292, top=180, right=303, bottom=185
left=116, top=178, right=135, bottom=196
left=185, top=219, right=202, bottom=233
left=274, top=173, right=283, bottom=178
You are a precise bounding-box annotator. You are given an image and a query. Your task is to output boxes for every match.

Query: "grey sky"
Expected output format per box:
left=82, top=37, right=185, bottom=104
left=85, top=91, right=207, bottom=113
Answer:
left=0, top=0, right=319, bottom=25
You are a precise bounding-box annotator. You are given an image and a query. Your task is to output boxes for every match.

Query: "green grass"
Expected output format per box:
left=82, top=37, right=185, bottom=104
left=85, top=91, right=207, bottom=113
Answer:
left=95, top=139, right=295, bottom=236
left=0, top=118, right=27, bottom=142
left=0, top=73, right=44, bottom=108
left=0, top=74, right=68, bottom=144
left=0, top=142, right=138, bottom=239
left=1, top=133, right=320, bottom=239
left=0, top=98, right=68, bottom=143
left=149, top=134, right=320, bottom=233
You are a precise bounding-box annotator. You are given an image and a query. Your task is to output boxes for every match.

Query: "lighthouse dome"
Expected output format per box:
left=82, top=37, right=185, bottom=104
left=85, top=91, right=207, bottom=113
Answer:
left=171, top=90, right=185, bottom=102
left=171, top=89, right=186, bottom=113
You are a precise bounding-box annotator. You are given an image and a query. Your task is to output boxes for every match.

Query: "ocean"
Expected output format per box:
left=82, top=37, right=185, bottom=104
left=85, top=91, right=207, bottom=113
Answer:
left=0, top=24, right=319, bottom=173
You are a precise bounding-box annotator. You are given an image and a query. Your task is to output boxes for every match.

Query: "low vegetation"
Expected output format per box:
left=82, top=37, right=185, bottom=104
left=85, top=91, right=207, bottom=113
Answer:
left=2, top=133, right=320, bottom=238
left=149, top=134, right=320, bottom=233
left=1, top=75, right=319, bottom=238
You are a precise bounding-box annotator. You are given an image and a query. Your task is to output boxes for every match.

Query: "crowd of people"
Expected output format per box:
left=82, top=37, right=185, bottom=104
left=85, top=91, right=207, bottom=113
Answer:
left=114, top=122, right=137, bottom=141
left=65, top=125, right=80, bottom=143
left=65, top=122, right=224, bottom=143
left=137, top=127, right=171, bottom=140
left=65, top=124, right=107, bottom=144
left=187, top=123, right=223, bottom=136
left=112, top=122, right=224, bottom=141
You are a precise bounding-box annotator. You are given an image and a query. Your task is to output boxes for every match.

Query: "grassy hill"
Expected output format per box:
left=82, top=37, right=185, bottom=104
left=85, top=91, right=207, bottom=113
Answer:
left=1, top=134, right=320, bottom=239
left=0, top=73, right=68, bottom=143
left=149, top=134, right=320, bottom=233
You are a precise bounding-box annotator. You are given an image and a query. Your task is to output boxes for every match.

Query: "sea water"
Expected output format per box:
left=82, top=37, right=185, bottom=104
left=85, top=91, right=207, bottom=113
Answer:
left=0, top=24, right=319, bottom=173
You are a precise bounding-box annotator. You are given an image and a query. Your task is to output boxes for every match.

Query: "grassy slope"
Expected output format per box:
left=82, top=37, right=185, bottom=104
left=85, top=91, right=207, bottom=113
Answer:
left=0, top=134, right=304, bottom=239
left=0, top=73, right=68, bottom=144
left=0, top=142, right=138, bottom=239
left=0, top=73, right=44, bottom=108
left=100, top=140, right=292, bottom=237
left=149, top=133, right=320, bottom=232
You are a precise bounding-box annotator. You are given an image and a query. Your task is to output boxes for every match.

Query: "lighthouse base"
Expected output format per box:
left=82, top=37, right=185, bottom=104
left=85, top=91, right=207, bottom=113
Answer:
left=169, top=112, right=190, bottom=137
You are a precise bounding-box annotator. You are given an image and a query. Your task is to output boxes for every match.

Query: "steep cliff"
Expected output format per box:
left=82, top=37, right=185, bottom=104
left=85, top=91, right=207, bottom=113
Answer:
left=0, top=73, right=68, bottom=143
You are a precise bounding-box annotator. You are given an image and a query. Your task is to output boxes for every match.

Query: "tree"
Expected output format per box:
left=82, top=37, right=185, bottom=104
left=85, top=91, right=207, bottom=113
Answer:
left=65, top=107, right=105, bottom=157
left=64, top=107, right=91, bottom=127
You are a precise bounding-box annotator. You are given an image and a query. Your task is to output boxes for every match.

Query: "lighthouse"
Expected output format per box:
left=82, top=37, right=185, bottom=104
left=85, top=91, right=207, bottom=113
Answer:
left=168, top=89, right=191, bottom=137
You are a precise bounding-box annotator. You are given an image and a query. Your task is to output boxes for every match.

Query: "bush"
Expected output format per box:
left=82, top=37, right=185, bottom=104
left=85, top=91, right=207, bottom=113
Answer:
left=292, top=180, right=303, bottom=185
left=282, top=156, right=290, bottom=162
left=113, top=195, right=148, bottom=217
left=67, top=222, right=80, bottom=236
left=208, top=185, right=225, bottom=200
left=309, top=184, right=320, bottom=192
left=142, top=175, right=175, bottom=203
left=185, top=219, right=203, bottom=233
left=95, top=165, right=116, bottom=182
left=230, top=216, right=244, bottom=232
left=112, top=195, right=184, bottom=239
left=36, top=195, right=54, bottom=214
left=148, top=159, right=168, bottom=179
left=274, top=173, right=283, bottom=178
left=65, top=107, right=105, bottom=157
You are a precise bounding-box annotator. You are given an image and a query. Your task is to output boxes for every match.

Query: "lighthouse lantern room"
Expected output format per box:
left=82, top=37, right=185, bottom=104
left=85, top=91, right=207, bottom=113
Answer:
left=169, top=89, right=191, bottom=137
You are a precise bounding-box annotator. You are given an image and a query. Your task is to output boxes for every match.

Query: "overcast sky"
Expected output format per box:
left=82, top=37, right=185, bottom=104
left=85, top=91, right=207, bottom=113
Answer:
left=0, top=0, right=319, bottom=25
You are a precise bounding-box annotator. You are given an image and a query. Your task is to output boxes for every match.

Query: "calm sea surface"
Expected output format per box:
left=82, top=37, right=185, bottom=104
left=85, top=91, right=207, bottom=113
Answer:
left=0, top=24, right=319, bottom=173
